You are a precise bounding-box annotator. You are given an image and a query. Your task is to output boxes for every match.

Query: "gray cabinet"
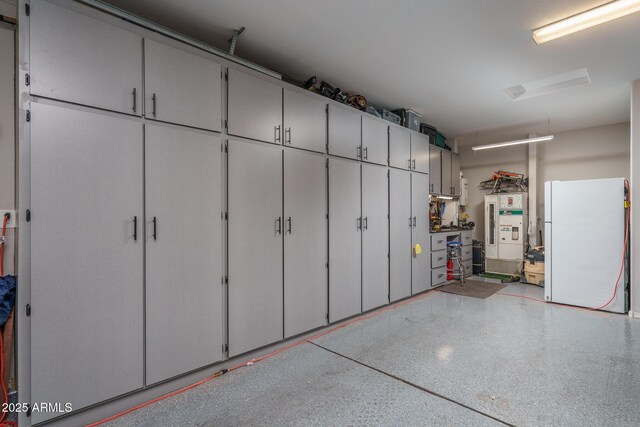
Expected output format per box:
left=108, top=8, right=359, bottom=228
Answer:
left=30, top=103, right=143, bottom=424
left=144, top=124, right=223, bottom=385
left=228, top=140, right=283, bottom=356
left=429, top=145, right=442, bottom=194
left=389, top=126, right=411, bottom=170
left=31, top=0, right=142, bottom=115
left=328, top=105, right=362, bottom=160
left=411, top=134, right=430, bottom=174
left=144, top=39, right=222, bottom=132
left=284, top=150, right=328, bottom=338
left=389, top=169, right=412, bottom=302
left=412, top=173, right=431, bottom=293
left=329, top=159, right=362, bottom=322
left=452, top=153, right=461, bottom=197
left=362, top=165, right=389, bottom=311
left=361, top=116, right=388, bottom=166
left=283, top=89, right=327, bottom=153
left=227, top=68, right=283, bottom=144
left=442, top=149, right=453, bottom=196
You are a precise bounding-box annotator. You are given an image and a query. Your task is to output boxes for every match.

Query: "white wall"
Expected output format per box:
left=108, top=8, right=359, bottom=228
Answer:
left=0, top=0, right=15, bottom=275
left=458, top=122, right=630, bottom=245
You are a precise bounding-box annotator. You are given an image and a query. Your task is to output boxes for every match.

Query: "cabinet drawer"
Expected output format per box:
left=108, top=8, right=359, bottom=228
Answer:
left=461, top=231, right=473, bottom=246
left=432, top=267, right=447, bottom=287
left=430, top=234, right=446, bottom=251
left=431, top=251, right=447, bottom=268
left=461, top=245, right=473, bottom=261
left=463, top=259, right=472, bottom=277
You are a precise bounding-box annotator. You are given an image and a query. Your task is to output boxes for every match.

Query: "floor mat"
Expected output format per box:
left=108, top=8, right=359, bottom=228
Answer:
left=437, top=280, right=507, bottom=299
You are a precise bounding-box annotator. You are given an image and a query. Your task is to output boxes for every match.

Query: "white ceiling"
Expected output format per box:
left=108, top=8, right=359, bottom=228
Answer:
left=102, top=0, right=640, bottom=137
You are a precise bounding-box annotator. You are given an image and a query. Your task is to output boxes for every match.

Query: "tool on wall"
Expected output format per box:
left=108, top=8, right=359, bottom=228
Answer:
left=478, top=170, right=528, bottom=193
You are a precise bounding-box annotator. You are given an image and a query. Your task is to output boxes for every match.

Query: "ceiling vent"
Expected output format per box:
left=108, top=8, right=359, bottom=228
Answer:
left=504, top=68, right=591, bottom=101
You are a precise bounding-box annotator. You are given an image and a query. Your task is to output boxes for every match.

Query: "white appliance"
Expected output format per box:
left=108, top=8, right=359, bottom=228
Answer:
left=485, top=192, right=527, bottom=275
left=544, top=178, right=628, bottom=313
left=460, top=178, right=469, bottom=206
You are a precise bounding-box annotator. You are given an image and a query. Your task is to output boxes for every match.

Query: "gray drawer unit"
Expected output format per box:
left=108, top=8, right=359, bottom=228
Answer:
left=431, top=251, right=447, bottom=268
left=431, top=234, right=447, bottom=252
left=432, top=266, right=448, bottom=287
left=461, top=230, right=473, bottom=246
left=461, top=245, right=473, bottom=261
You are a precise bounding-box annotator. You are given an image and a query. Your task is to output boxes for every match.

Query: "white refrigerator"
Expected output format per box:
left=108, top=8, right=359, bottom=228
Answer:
left=544, top=178, right=628, bottom=313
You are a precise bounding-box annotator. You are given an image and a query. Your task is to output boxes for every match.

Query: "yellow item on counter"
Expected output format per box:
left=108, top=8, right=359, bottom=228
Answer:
left=414, top=244, right=422, bottom=255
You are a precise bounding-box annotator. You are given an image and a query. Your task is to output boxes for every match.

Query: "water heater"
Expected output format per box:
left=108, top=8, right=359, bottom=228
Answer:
left=485, top=192, right=528, bottom=275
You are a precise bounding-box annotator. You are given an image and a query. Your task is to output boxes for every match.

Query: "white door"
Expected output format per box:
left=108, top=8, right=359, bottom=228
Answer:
left=283, top=89, right=327, bottom=153
left=227, top=68, right=283, bottom=144
left=284, top=150, right=328, bottom=337
left=31, top=0, right=142, bottom=115
left=328, top=105, right=362, bottom=160
left=145, top=39, right=222, bottom=131
left=362, top=116, right=388, bottom=166
left=30, top=103, right=143, bottom=424
left=145, top=124, right=223, bottom=385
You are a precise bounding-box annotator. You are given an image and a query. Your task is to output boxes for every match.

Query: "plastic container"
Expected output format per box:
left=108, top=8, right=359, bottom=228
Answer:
left=382, top=109, right=401, bottom=125
left=523, top=261, right=544, bottom=285
left=393, top=109, right=422, bottom=131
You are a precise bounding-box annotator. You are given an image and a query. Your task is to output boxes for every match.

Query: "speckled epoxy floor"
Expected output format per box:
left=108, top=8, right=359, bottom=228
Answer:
left=104, top=284, right=640, bottom=427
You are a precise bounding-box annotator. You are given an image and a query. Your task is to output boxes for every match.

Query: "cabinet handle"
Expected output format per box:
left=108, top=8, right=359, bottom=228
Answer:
left=408, top=159, right=412, bottom=169
left=287, top=217, right=292, bottom=234
left=152, top=93, right=157, bottom=117
left=286, top=127, right=291, bottom=144
left=357, top=145, right=362, bottom=159
left=357, top=217, right=362, bottom=231
left=363, top=147, right=368, bottom=160
left=133, top=216, right=138, bottom=241
left=413, top=216, right=416, bottom=228
left=276, top=217, right=282, bottom=235
left=412, top=159, right=416, bottom=170
left=132, top=88, right=137, bottom=113
left=275, top=125, right=281, bottom=143
left=363, top=216, right=368, bottom=230
left=409, top=217, right=413, bottom=228
left=152, top=216, right=157, bottom=240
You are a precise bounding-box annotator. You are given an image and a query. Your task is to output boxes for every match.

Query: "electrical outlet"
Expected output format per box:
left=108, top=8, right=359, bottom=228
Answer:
left=0, top=210, right=16, bottom=228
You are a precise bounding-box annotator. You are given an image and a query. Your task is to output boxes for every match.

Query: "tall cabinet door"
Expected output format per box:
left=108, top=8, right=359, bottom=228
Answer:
left=389, top=169, right=412, bottom=302
left=284, top=151, right=328, bottom=337
left=441, top=149, right=453, bottom=196
left=389, top=127, right=411, bottom=170
left=362, top=165, right=389, bottom=311
left=31, top=0, right=142, bottom=115
left=328, top=105, right=362, bottom=160
left=412, top=173, right=431, bottom=294
left=283, top=89, right=327, bottom=153
left=452, top=153, right=461, bottom=197
left=228, top=141, right=283, bottom=356
left=227, top=68, right=283, bottom=144
left=329, top=159, right=362, bottom=322
left=361, top=116, right=388, bottom=166
left=145, top=124, right=223, bottom=385
left=145, top=39, right=222, bottom=131
left=30, top=103, right=143, bottom=424
left=411, top=134, right=430, bottom=174
left=429, top=145, right=442, bottom=194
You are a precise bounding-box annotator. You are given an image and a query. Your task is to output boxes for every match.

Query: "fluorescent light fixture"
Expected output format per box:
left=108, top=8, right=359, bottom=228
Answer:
left=472, top=135, right=554, bottom=151
left=438, top=196, right=454, bottom=200
left=533, top=0, right=640, bottom=44
left=504, top=69, right=591, bottom=101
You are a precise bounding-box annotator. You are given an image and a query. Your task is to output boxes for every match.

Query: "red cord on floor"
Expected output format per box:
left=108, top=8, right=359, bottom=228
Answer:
left=86, top=290, right=436, bottom=426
